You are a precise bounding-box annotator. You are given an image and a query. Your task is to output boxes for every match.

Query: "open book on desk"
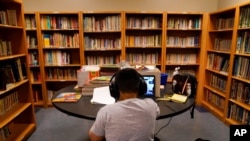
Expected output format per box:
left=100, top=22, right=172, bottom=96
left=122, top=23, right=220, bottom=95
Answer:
left=170, top=93, right=188, bottom=103
left=157, top=93, right=188, bottom=103
left=90, top=86, right=115, bottom=104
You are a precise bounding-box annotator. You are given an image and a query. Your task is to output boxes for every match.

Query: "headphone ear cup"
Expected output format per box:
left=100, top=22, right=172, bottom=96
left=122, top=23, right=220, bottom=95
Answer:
left=109, top=73, right=120, bottom=100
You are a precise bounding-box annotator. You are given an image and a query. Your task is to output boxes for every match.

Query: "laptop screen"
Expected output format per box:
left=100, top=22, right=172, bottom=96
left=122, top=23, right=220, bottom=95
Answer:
left=143, top=75, right=155, bottom=97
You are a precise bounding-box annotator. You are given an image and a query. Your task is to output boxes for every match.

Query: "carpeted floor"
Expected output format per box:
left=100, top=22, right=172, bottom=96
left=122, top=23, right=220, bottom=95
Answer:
left=27, top=106, right=229, bottom=141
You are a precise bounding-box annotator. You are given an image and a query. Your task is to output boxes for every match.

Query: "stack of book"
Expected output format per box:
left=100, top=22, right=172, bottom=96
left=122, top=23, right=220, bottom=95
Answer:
left=81, top=76, right=111, bottom=95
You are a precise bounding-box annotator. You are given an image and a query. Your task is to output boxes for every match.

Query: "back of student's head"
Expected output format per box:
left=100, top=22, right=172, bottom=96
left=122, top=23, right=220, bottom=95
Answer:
left=115, top=68, right=140, bottom=93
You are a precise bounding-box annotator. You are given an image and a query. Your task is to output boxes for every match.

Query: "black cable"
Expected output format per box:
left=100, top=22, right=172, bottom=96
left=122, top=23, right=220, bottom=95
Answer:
left=154, top=117, right=173, bottom=136
left=154, top=101, right=176, bottom=136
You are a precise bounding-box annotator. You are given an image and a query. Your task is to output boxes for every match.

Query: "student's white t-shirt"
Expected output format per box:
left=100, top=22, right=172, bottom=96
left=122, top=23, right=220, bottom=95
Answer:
left=90, top=98, right=160, bottom=141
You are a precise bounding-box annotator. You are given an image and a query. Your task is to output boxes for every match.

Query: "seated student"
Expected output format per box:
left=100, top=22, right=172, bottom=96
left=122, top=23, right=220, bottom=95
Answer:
left=89, top=68, right=160, bottom=141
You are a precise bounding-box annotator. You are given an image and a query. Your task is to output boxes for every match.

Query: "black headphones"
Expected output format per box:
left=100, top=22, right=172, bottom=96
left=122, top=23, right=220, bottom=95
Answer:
left=109, top=68, right=147, bottom=101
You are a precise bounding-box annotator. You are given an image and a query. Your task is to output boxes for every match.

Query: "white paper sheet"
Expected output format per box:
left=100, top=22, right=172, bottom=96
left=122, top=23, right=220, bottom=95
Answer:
left=90, top=86, right=115, bottom=104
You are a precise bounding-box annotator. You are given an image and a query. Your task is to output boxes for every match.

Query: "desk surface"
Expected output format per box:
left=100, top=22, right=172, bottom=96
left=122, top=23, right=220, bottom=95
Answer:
left=52, top=85, right=195, bottom=120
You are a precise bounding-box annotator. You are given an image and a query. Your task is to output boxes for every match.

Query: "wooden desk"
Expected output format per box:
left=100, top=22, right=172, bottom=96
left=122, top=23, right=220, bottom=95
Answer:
left=52, top=85, right=195, bottom=120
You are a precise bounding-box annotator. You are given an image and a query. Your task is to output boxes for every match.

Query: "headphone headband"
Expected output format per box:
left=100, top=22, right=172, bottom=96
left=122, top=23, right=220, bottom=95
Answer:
left=109, top=68, right=147, bottom=101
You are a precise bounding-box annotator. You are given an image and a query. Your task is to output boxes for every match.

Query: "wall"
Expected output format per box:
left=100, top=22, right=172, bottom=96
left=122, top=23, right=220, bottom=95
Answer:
left=217, top=0, right=249, bottom=10
left=23, top=0, right=217, bottom=12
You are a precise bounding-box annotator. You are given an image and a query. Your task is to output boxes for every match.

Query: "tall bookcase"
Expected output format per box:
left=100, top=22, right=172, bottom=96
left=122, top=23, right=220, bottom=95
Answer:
left=202, top=2, right=250, bottom=125
left=82, top=12, right=123, bottom=65
left=202, top=7, right=237, bottom=122
left=0, top=0, right=36, bottom=140
left=24, top=12, right=47, bottom=107
left=226, top=2, right=250, bottom=125
left=165, top=12, right=205, bottom=83
left=39, top=12, right=81, bottom=106
left=124, top=12, right=164, bottom=71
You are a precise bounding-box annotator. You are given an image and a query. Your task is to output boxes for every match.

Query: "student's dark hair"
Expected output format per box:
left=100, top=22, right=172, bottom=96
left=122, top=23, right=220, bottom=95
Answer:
left=115, top=68, right=140, bottom=93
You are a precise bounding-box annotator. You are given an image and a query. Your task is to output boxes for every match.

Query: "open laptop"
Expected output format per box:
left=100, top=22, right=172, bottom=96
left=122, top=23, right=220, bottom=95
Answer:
left=143, top=75, right=155, bottom=98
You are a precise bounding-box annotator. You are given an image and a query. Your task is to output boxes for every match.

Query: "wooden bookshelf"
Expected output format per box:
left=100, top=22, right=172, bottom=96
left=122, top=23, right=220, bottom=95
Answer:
left=165, top=12, right=205, bottom=86
left=0, top=0, right=36, bottom=140
left=202, top=3, right=250, bottom=125
left=203, top=6, right=237, bottom=123
left=24, top=12, right=47, bottom=107
left=82, top=11, right=123, bottom=65
left=38, top=12, right=81, bottom=106
left=124, top=12, right=164, bottom=71
left=225, top=2, right=250, bottom=125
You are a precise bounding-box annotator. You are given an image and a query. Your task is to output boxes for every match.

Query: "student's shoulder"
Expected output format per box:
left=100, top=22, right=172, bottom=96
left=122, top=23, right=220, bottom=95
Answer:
left=99, top=103, right=119, bottom=111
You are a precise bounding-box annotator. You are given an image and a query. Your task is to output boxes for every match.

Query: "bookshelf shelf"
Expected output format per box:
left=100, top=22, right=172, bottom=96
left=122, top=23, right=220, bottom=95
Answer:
left=165, top=12, right=204, bottom=84
left=202, top=2, right=250, bottom=125
left=201, top=101, right=224, bottom=119
left=83, top=12, right=122, bottom=65
left=33, top=12, right=82, bottom=106
left=201, top=7, right=237, bottom=126
left=0, top=80, right=28, bottom=95
left=0, top=1, right=36, bottom=135
left=125, top=12, right=163, bottom=70
left=24, top=12, right=47, bottom=107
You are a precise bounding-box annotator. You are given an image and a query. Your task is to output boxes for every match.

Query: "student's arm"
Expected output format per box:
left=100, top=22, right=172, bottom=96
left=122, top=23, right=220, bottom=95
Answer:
left=89, top=107, right=106, bottom=141
left=89, top=130, right=104, bottom=141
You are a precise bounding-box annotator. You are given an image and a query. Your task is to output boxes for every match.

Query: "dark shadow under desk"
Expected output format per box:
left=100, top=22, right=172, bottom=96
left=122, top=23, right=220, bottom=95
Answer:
left=52, top=85, right=195, bottom=120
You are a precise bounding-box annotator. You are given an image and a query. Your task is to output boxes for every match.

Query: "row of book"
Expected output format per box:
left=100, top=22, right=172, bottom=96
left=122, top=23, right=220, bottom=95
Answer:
left=239, top=6, right=250, bottom=28
left=167, top=17, right=202, bottom=29
left=83, top=15, right=121, bottom=32
left=207, top=53, right=229, bottom=73
left=214, top=38, right=232, bottom=52
left=227, top=103, right=250, bottom=124
left=125, top=35, right=162, bottom=47
left=233, top=56, right=250, bottom=80
left=28, top=52, right=39, bottom=66
left=0, top=40, right=12, bottom=57
left=0, top=91, right=19, bottom=116
left=86, top=55, right=121, bottom=65
left=41, top=15, right=79, bottom=30
left=215, top=17, right=234, bottom=30
left=0, top=59, right=27, bottom=90
left=25, top=15, right=36, bottom=29
left=205, top=90, right=225, bottom=110
left=30, top=70, right=41, bottom=83
left=44, top=50, right=71, bottom=65
left=0, top=9, right=17, bottom=26
left=209, top=73, right=227, bottom=92
left=236, top=31, right=250, bottom=54
left=26, top=35, right=37, bottom=48
left=46, top=68, right=77, bottom=80
left=32, top=89, right=42, bottom=102
left=0, top=125, right=10, bottom=141
left=126, top=16, right=162, bottom=29
left=43, top=33, right=80, bottom=48
left=126, top=53, right=160, bottom=64
left=166, top=53, right=197, bottom=64
left=167, top=36, right=199, bottom=47
left=47, top=89, right=55, bottom=102
left=84, top=36, right=121, bottom=50
left=230, top=79, right=250, bottom=104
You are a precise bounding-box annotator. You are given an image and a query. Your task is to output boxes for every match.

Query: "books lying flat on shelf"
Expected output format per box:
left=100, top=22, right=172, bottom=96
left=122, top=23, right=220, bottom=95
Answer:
left=52, top=92, right=82, bottom=102
left=170, top=93, right=188, bottom=103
